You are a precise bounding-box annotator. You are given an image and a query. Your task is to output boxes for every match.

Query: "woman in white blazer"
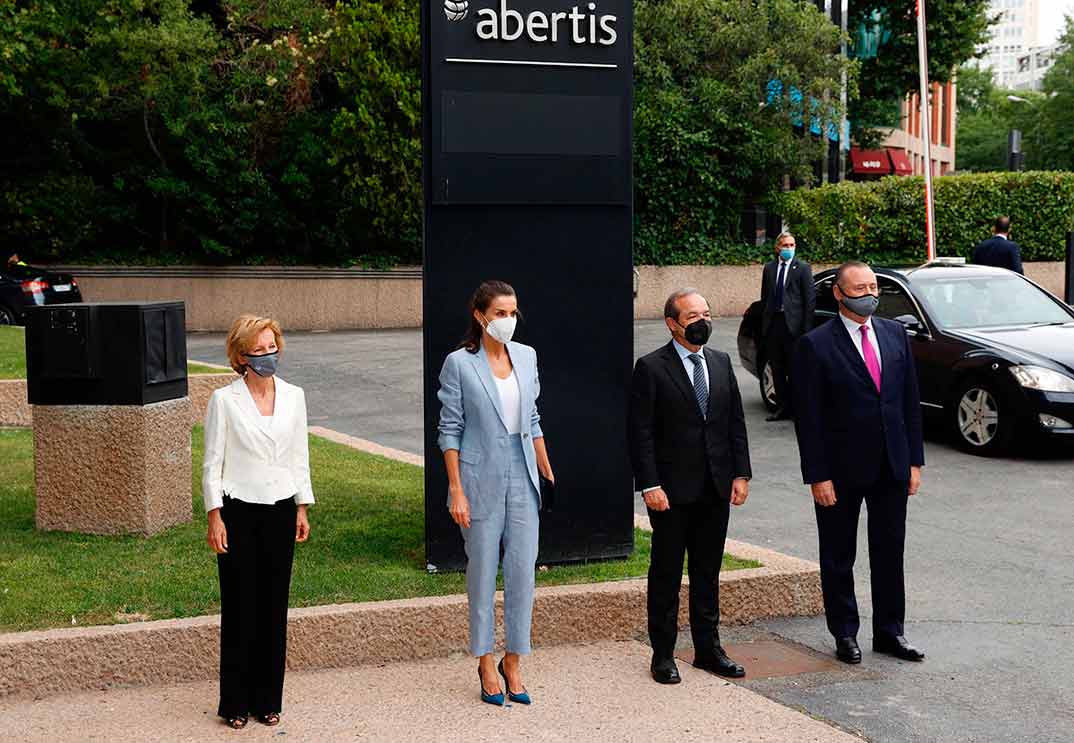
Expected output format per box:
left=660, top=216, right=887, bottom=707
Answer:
left=202, top=315, right=314, bottom=730
left=438, top=280, right=555, bottom=706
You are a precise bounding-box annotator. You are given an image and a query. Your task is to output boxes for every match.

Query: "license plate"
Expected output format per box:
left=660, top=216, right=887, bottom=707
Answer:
left=52, top=284, right=71, bottom=292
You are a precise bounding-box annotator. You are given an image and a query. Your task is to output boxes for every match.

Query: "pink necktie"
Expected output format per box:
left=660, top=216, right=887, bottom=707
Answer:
left=860, top=325, right=882, bottom=392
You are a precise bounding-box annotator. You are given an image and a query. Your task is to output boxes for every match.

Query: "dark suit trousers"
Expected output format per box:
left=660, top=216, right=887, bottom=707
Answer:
left=217, top=496, right=297, bottom=719
left=814, top=477, right=907, bottom=640
left=765, top=314, right=794, bottom=411
left=647, top=481, right=730, bottom=660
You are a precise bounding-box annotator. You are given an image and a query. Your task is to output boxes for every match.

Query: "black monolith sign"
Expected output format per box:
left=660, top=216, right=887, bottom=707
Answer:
left=422, top=0, right=634, bottom=570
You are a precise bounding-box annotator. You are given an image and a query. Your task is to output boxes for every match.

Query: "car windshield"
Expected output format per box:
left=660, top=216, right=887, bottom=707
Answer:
left=913, top=274, right=1072, bottom=329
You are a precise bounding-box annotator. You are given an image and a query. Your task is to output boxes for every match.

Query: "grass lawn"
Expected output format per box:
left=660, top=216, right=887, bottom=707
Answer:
left=0, top=427, right=759, bottom=632
left=0, top=326, right=227, bottom=379
left=0, top=326, right=26, bottom=378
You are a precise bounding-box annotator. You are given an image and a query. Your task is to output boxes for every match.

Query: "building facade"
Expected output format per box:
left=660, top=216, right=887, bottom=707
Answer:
left=877, top=81, right=958, bottom=177
left=1011, top=41, right=1067, bottom=90
left=979, top=0, right=1041, bottom=87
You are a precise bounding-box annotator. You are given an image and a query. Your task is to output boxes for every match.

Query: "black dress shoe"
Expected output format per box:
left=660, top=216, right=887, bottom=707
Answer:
left=765, top=408, right=790, bottom=422
left=651, top=657, right=682, bottom=684
left=873, top=635, right=925, bottom=662
left=693, top=648, right=746, bottom=678
left=835, top=637, right=862, bottom=664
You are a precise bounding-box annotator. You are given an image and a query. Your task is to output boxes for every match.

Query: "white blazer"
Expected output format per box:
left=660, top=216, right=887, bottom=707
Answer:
left=202, top=376, right=315, bottom=512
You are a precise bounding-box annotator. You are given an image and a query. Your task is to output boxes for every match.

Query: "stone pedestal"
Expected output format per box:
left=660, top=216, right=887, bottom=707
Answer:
left=32, top=397, right=193, bottom=536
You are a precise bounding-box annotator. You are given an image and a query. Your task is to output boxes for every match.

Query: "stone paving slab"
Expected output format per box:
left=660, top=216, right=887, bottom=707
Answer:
left=0, top=641, right=862, bottom=743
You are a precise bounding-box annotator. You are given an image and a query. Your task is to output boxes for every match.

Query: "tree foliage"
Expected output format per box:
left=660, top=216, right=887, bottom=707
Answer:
left=633, top=0, right=849, bottom=264
left=955, top=19, right=1074, bottom=175
left=849, top=0, right=992, bottom=144
left=0, top=0, right=420, bottom=265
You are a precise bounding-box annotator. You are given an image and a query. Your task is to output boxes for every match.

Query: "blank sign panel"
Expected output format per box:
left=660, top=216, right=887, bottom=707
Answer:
left=442, top=91, right=622, bottom=156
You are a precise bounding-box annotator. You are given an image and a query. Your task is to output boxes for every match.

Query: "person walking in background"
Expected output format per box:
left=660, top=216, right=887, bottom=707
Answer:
left=972, top=216, right=1024, bottom=274
left=203, top=315, right=314, bottom=729
left=759, top=231, right=815, bottom=421
left=437, top=280, right=554, bottom=707
left=629, top=288, right=752, bottom=685
left=792, top=262, right=926, bottom=666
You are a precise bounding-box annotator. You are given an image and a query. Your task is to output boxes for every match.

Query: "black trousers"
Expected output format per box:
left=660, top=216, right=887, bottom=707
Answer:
left=814, top=477, right=908, bottom=640
left=765, top=314, right=795, bottom=411
left=217, top=496, right=296, bottom=719
left=647, top=482, right=730, bottom=660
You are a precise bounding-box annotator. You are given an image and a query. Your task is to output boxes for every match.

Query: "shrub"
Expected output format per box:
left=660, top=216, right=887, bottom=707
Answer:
left=779, top=171, right=1074, bottom=264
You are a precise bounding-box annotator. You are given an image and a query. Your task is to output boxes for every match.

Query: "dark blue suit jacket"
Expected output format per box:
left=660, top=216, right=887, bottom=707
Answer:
left=972, top=235, right=1023, bottom=274
left=792, top=316, right=925, bottom=488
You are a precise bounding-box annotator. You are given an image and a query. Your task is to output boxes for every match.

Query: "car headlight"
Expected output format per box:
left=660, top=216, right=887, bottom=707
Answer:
left=1009, top=365, right=1074, bottom=393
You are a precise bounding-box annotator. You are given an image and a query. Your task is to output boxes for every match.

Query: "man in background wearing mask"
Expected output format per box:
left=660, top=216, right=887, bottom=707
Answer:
left=628, top=288, right=753, bottom=685
left=759, top=231, right=815, bottom=421
left=791, top=261, right=926, bottom=666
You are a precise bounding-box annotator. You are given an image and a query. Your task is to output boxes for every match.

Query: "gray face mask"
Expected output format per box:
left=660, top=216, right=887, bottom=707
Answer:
left=839, top=291, right=880, bottom=317
left=245, top=351, right=279, bottom=377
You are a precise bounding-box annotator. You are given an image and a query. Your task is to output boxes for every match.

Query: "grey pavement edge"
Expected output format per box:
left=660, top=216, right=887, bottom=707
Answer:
left=186, top=319, right=1074, bottom=743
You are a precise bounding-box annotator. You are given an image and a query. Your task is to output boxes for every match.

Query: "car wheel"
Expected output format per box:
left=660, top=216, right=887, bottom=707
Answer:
left=949, top=379, right=1014, bottom=456
left=759, top=359, right=779, bottom=412
left=0, top=305, right=16, bottom=325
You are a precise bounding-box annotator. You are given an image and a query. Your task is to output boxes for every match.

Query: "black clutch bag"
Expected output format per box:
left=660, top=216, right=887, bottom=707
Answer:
left=539, top=474, right=556, bottom=512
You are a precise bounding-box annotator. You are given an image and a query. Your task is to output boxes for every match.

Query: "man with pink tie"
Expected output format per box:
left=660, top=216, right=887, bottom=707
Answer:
left=792, top=261, right=927, bottom=666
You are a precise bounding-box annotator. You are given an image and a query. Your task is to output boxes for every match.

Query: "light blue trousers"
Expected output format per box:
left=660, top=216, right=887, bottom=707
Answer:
left=460, top=434, right=540, bottom=657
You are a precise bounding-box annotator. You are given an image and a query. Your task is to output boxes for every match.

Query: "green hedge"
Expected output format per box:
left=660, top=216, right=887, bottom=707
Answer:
left=779, top=171, right=1074, bottom=265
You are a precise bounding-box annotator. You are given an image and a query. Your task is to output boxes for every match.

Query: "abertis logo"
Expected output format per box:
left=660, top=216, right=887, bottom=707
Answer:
left=444, top=0, right=468, bottom=22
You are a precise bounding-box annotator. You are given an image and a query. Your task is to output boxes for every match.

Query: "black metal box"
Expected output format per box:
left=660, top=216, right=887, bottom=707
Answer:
left=26, top=302, right=188, bottom=405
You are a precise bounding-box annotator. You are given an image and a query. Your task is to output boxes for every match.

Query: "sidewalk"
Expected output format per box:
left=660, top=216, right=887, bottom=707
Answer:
left=0, top=641, right=861, bottom=742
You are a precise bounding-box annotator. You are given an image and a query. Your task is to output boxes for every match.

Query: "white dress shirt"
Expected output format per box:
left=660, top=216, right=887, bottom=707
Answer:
left=672, top=337, right=709, bottom=393
left=840, top=313, right=883, bottom=372
left=776, top=258, right=792, bottom=287
left=202, top=376, right=315, bottom=512
left=493, top=370, right=523, bottom=435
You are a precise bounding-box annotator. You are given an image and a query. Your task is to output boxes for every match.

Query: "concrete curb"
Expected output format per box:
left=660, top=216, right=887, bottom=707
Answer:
left=0, top=539, right=820, bottom=701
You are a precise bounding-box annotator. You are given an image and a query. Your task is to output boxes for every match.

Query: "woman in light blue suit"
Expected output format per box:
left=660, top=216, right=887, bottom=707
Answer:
left=438, top=279, right=555, bottom=707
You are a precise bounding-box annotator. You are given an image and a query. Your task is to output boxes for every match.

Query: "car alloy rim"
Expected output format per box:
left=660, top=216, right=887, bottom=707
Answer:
left=762, top=362, right=777, bottom=406
left=958, top=387, right=1000, bottom=446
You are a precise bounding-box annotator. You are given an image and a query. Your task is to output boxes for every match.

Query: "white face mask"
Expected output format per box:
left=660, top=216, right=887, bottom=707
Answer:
left=483, top=315, right=517, bottom=344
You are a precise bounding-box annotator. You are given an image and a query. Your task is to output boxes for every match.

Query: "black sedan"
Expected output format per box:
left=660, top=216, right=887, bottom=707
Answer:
left=0, top=263, right=83, bottom=325
left=738, top=262, right=1074, bottom=456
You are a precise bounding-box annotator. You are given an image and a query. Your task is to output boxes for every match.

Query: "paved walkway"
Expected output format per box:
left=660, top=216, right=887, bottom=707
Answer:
left=0, top=641, right=861, bottom=743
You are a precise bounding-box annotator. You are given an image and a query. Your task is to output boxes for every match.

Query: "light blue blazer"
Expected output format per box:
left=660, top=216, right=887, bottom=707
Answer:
left=437, top=342, right=544, bottom=518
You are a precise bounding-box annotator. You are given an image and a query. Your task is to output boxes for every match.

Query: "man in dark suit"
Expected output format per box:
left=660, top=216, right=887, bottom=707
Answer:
left=629, top=288, right=752, bottom=684
left=759, top=231, right=816, bottom=421
left=972, top=216, right=1024, bottom=274
left=792, top=261, right=926, bottom=665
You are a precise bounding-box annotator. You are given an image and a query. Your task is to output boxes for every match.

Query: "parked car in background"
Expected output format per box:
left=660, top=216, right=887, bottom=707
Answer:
left=739, top=262, right=1074, bottom=456
left=0, top=263, right=83, bottom=325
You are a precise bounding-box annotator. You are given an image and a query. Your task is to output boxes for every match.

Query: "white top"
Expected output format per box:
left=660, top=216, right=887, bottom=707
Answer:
left=840, top=313, right=883, bottom=372
left=672, top=338, right=709, bottom=394
left=202, top=376, right=315, bottom=511
left=494, top=370, right=523, bottom=435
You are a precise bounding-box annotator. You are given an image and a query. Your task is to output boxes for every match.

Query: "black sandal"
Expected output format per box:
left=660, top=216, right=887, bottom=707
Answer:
left=257, top=712, right=280, bottom=726
left=225, top=715, right=248, bottom=729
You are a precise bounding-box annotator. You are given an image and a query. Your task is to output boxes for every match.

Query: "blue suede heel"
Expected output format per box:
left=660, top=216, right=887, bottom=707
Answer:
left=479, top=667, right=505, bottom=706
left=498, top=659, right=532, bottom=705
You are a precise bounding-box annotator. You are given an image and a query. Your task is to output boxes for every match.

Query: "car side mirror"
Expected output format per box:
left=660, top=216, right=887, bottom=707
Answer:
left=894, top=314, right=927, bottom=336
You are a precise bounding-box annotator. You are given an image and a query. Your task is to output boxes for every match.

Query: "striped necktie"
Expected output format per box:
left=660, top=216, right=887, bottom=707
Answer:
left=688, top=354, right=708, bottom=418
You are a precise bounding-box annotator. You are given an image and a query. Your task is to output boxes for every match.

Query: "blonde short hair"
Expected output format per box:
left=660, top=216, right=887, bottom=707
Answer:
left=776, top=231, right=795, bottom=247
left=225, top=315, right=285, bottom=374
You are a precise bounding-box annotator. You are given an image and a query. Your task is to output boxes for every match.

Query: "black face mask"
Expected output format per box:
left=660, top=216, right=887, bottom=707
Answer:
left=679, top=318, right=712, bottom=346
